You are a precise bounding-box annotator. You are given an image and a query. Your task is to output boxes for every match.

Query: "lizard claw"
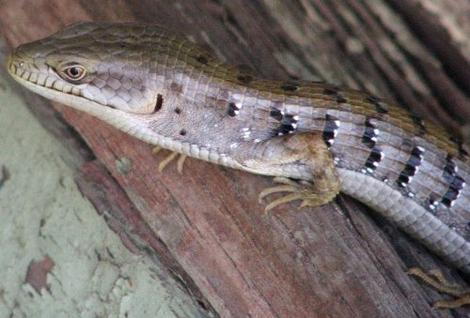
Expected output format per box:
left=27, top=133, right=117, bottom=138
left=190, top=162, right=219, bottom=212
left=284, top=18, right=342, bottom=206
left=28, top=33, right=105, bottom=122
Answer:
left=176, top=154, right=187, bottom=174
left=158, top=152, right=179, bottom=172
left=258, top=185, right=299, bottom=202
left=264, top=193, right=304, bottom=212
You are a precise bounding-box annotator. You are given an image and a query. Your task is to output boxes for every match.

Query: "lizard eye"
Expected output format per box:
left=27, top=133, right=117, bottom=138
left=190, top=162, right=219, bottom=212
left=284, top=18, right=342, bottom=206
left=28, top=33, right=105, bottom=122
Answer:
left=59, top=64, right=87, bottom=82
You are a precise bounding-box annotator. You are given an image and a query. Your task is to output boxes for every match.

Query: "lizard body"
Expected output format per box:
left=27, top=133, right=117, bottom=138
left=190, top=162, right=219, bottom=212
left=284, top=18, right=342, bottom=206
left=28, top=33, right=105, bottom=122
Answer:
left=7, top=22, right=470, bottom=274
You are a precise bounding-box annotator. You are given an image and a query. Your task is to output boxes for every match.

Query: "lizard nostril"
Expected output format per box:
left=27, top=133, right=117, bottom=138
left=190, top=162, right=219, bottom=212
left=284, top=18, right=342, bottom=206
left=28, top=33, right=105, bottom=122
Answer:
left=6, top=53, right=31, bottom=78
left=6, top=53, right=18, bottom=73
left=7, top=52, right=24, bottom=67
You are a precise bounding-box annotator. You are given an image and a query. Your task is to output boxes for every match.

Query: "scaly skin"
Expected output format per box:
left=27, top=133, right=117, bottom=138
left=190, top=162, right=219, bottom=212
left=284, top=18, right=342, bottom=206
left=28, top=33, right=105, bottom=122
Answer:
left=6, top=22, right=470, bottom=275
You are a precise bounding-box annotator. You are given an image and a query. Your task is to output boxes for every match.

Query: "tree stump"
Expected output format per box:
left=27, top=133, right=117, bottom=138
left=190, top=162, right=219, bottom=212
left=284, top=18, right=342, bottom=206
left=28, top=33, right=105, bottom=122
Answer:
left=0, top=1, right=469, bottom=317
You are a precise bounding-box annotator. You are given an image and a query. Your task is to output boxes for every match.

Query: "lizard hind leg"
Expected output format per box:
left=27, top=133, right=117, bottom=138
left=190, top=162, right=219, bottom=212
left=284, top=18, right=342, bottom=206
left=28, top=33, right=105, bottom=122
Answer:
left=408, top=267, right=470, bottom=309
left=252, top=133, right=341, bottom=212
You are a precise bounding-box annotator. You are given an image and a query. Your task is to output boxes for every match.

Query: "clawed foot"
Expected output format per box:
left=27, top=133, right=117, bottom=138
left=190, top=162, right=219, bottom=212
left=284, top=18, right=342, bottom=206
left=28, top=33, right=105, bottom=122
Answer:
left=258, top=177, right=337, bottom=212
left=408, top=267, right=470, bottom=309
left=152, top=146, right=187, bottom=173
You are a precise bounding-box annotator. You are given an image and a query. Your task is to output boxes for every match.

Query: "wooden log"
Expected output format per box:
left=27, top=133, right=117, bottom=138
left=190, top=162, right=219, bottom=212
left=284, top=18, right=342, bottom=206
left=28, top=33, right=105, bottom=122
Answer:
left=1, top=0, right=469, bottom=317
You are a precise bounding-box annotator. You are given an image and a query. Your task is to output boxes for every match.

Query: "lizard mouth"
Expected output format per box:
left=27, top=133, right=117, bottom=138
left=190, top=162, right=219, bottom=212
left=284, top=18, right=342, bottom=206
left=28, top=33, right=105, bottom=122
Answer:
left=6, top=49, right=165, bottom=147
left=6, top=50, right=115, bottom=123
left=8, top=50, right=157, bottom=115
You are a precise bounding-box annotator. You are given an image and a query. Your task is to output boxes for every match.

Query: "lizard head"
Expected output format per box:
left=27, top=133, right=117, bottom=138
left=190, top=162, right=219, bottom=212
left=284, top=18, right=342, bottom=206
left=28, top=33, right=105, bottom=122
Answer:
left=7, top=22, right=164, bottom=115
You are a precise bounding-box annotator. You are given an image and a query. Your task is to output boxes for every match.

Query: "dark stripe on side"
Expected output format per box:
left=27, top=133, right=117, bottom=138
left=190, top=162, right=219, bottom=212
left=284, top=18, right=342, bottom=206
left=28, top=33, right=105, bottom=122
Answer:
left=360, top=117, right=382, bottom=174
left=441, top=175, right=465, bottom=207
left=396, top=146, right=425, bottom=188
left=362, top=118, right=378, bottom=148
left=440, top=155, right=466, bottom=208
left=363, top=147, right=383, bottom=174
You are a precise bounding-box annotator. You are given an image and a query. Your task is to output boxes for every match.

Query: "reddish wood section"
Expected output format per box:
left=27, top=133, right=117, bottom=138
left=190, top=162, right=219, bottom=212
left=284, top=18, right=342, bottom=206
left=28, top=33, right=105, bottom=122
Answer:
left=25, top=255, right=55, bottom=294
left=1, top=1, right=469, bottom=317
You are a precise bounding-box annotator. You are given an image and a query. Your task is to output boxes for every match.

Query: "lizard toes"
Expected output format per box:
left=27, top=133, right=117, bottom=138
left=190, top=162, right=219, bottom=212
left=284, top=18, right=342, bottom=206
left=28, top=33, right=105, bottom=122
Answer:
left=259, top=178, right=335, bottom=211
left=152, top=147, right=187, bottom=173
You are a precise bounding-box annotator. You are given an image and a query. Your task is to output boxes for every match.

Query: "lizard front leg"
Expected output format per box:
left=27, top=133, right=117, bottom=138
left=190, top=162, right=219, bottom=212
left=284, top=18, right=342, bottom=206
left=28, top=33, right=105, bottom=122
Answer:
left=241, top=132, right=341, bottom=211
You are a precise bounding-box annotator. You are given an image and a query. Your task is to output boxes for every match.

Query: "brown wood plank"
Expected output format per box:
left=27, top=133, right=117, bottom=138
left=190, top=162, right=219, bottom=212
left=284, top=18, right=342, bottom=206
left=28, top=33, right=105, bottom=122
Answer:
left=1, top=1, right=469, bottom=317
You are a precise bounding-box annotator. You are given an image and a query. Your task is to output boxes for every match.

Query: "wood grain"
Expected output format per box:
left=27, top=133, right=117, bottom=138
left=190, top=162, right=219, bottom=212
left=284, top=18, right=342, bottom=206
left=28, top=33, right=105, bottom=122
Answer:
left=1, top=0, right=469, bottom=317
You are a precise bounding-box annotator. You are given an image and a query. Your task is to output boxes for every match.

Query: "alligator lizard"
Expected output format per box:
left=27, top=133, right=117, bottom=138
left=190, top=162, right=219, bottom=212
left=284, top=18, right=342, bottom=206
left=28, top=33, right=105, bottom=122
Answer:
left=6, top=22, right=470, bottom=300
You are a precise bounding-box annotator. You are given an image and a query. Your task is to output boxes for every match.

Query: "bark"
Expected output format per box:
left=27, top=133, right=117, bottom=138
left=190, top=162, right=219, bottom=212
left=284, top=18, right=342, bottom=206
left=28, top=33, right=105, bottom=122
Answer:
left=0, top=0, right=469, bottom=317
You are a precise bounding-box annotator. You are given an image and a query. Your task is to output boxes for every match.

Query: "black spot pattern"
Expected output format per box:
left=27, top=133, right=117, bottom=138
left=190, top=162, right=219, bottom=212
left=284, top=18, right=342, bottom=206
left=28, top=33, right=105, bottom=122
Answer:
left=280, top=82, right=299, bottom=91
left=426, top=193, right=441, bottom=212
left=323, top=87, right=347, bottom=104
left=396, top=146, right=424, bottom=188
left=441, top=155, right=466, bottom=208
left=274, top=114, right=298, bottom=136
left=196, top=55, right=208, bottom=65
left=323, top=87, right=337, bottom=95
left=450, top=136, right=469, bottom=159
left=269, top=107, right=283, bottom=121
left=228, top=102, right=240, bottom=117
left=411, top=113, right=426, bottom=135
left=154, top=94, right=163, bottom=113
left=237, top=74, right=253, bottom=84
left=336, top=94, right=347, bottom=103
left=322, top=114, right=340, bottom=148
left=366, top=96, right=389, bottom=114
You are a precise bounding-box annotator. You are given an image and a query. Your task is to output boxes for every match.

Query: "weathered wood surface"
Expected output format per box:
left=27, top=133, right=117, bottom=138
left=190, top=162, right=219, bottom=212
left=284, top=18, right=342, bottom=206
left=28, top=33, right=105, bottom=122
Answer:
left=1, top=1, right=469, bottom=317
